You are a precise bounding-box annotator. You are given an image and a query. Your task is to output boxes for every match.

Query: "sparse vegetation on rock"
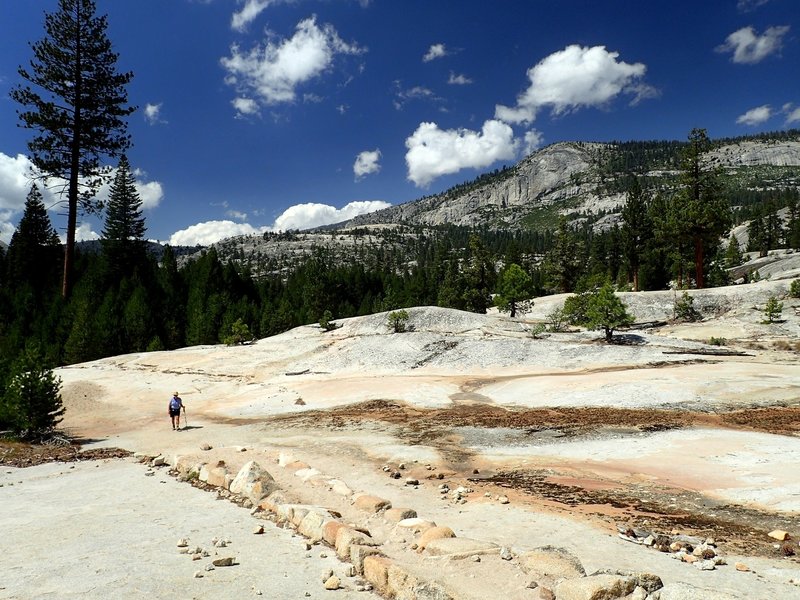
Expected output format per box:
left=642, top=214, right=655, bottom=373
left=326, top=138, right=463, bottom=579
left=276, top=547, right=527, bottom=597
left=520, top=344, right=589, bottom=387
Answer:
left=762, top=296, right=784, bottom=324
left=387, top=310, right=410, bottom=333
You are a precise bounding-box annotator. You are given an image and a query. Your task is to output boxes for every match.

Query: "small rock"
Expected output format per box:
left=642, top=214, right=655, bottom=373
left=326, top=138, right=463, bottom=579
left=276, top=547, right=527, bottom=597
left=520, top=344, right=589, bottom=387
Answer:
left=538, top=587, right=555, bottom=600
left=437, top=473, right=444, bottom=480
left=405, top=477, right=419, bottom=486
left=178, top=547, right=190, bottom=554
left=321, top=569, right=333, bottom=582
left=192, top=554, right=201, bottom=561
left=681, top=554, right=698, bottom=564
left=735, top=562, right=750, bottom=572
left=200, top=443, right=212, bottom=451
left=204, top=564, right=215, bottom=572
left=500, top=547, right=513, bottom=561
left=398, top=463, right=406, bottom=470
left=643, top=535, right=655, bottom=546
left=212, top=557, right=236, bottom=567
left=177, top=538, right=189, bottom=548
left=472, top=468, right=479, bottom=474
left=768, top=530, right=790, bottom=541
left=345, top=565, right=357, bottom=577
left=695, top=559, right=716, bottom=571
left=471, top=555, right=481, bottom=563
left=193, top=571, right=204, bottom=578
left=253, top=525, right=264, bottom=534
left=215, top=540, right=227, bottom=548
left=324, top=575, right=341, bottom=590
left=382, top=466, right=390, bottom=472
left=498, top=495, right=510, bottom=505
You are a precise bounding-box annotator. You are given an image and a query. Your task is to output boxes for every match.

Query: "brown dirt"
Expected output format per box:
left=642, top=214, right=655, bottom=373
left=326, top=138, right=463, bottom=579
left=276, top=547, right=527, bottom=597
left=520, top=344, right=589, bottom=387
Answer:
left=0, top=439, right=132, bottom=468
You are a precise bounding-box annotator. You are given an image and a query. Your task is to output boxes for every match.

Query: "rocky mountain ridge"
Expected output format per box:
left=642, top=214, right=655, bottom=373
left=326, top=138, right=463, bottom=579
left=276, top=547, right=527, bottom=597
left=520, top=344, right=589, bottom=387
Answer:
left=342, top=137, right=800, bottom=231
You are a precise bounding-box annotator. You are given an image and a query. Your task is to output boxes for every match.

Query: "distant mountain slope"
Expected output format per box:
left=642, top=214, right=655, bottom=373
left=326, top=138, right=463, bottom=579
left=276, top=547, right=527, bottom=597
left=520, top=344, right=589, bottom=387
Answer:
left=340, top=133, right=800, bottom=232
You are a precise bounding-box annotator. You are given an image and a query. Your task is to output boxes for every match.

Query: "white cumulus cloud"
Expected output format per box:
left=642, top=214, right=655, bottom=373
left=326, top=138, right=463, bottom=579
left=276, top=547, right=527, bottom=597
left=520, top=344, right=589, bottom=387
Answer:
left=423, top=43, right=448, bottom=62
left=221, top=16, right=365, bottom=112
left=353, top=149, right=381, bottom=179
left=495, top=45, right=654, bottom=125
left=0, top=153, right=34, bottom=212
left=405, top=119, right=519, bottom=187
left=716, top=26, right=790, bottom=64
left=785, top=106, right=800, bottom=125
left=231, top=0, right=281, bottom=32
left=169, top=220, right=266, bottom=246
left=271, top=200, right=390, bottom=231
left=233, top=97, right=260, bottom=117
left=166, top=200, right=390, bottom=245
left=448, top=72, right=473, bottom=85
left=144, top=102, right=166, bottom=125
left=0, top=213, right=15, bottom=245
left=736, top=104, right=772, bottom=125
left=523, top=130, right=544, bottom=155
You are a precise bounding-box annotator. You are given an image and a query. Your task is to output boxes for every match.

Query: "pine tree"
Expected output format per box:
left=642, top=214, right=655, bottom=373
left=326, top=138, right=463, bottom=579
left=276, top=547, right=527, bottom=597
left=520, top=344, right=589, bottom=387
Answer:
left=102, top=155, right=146, bottom=276
left=673, top=129, right=731, bottom=288
left=620, top=177, right=652, bottom=291
left=542, top=219, right=583, bottom=293
left=6, top=185, right=61, bottom=291
left=495, top=263, right=533, bottom=318
left=12, top=0, right=135, bottom=298
left=585, top=283, right=635, bottom=342
left=1, top=346, right=64, bottom=438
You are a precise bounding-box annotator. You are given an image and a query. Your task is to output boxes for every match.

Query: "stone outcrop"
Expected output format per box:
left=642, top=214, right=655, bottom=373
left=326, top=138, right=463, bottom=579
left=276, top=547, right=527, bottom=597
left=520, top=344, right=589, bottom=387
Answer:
left=229, top=460, right=278, bottom=503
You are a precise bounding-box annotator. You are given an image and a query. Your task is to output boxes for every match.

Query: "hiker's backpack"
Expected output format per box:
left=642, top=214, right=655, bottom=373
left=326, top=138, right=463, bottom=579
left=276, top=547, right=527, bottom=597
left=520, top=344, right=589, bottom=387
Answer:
left=170, top=397, right=181, bottom=411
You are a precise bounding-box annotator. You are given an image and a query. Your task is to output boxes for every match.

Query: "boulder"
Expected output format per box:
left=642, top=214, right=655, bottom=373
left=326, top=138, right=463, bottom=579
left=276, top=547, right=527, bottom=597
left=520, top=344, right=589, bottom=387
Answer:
left=363, top=555, right=392, bottom=594
left=423, top=537, right=499, bottom=558
left=335, top=526, right=377, bottom=560
left=417, top=526, right=455, bottom=551
left=206, top=466, right=229, bottom=489
left=328, top=479, right=353, bottom=497
left=384, top=508, right=417, bottom=522
left=555, top=574, right=636, bottom=600
left=297, top=510, right=329, bottom=543
left=350, top=544, right=382, bottom=574
left=520, top=546, right=586, bottom=582
left=229, top=461, right=278, bottom=503
left=353, top=494, right=392, bottom=513
left=258, top=490, right=287, bottom=513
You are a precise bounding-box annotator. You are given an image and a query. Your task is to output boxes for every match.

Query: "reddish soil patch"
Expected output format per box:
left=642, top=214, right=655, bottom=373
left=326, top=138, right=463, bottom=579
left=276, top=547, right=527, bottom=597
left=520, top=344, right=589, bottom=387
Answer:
left=0, top=439, right=131, bottom=468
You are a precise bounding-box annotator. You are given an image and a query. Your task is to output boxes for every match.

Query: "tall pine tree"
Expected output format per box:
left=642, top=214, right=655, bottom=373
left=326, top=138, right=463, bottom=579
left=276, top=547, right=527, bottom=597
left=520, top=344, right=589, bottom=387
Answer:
left=12, top=0, right=134, bottom=298
left=673, top=129, right=730, bottom=288
left=102, top=155, right=147, bottom=277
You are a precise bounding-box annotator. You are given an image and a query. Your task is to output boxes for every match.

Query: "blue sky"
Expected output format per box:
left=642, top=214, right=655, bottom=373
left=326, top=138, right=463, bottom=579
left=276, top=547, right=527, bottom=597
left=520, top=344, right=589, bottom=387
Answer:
left=0, top=0, right=798, bottom=246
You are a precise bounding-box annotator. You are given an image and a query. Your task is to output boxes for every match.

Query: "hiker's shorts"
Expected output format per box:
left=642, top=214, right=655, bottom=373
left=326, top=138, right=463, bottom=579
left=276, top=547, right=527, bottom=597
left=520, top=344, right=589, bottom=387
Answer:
left=169, top=409, right=180, bottom=417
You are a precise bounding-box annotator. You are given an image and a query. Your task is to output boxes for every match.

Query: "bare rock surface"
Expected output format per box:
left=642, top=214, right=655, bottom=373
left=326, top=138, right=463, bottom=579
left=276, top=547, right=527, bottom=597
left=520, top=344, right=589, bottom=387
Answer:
left=7, top=280, right=800, bottom=599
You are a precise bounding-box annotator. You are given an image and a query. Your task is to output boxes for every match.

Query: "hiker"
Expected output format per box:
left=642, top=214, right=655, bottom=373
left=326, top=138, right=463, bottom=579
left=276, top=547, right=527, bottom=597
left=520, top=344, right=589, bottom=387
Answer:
left=168, top=392, right=184, bottom=430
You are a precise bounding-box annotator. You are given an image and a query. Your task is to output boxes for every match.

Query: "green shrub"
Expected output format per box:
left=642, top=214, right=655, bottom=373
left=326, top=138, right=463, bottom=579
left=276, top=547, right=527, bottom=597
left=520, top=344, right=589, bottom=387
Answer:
left=674, top=291, right=700, bottom=322
left=709, top=336, right=727, bottom=346
left=222, top=318, right=252, bottom=345
left=387, top=310, right=410, bottom=333
left=319, top=310, right=340, bottom=332
left=530, top=323, right=546, bottom=339
left=546, top=307, right=568, bottom=332
left=790, top=279, right=800, bottom=298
